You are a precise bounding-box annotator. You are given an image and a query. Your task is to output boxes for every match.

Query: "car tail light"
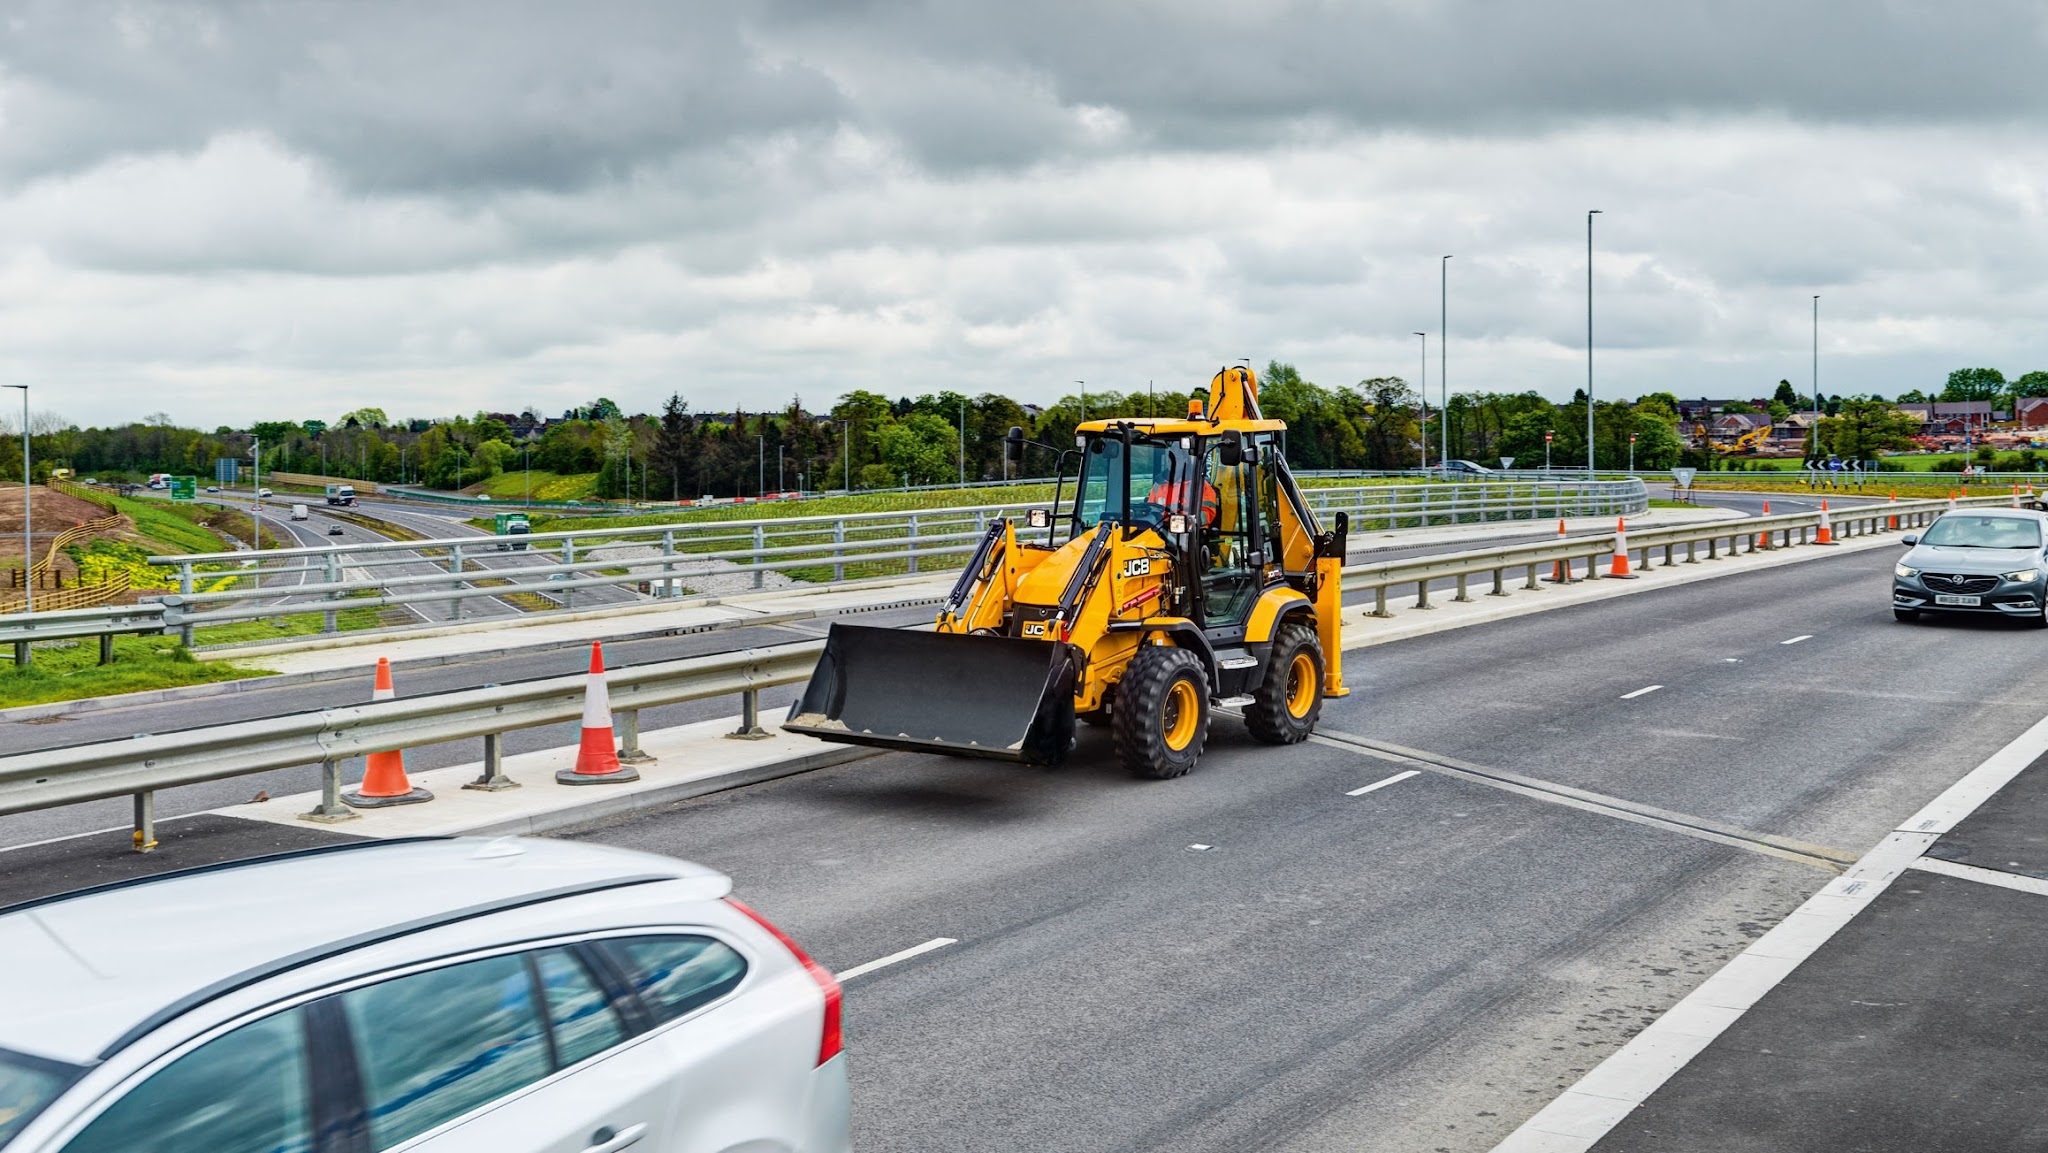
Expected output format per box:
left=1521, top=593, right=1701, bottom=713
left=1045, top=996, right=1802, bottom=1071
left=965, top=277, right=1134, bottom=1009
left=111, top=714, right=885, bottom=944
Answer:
left=726, top=897, right=843, bottom=1065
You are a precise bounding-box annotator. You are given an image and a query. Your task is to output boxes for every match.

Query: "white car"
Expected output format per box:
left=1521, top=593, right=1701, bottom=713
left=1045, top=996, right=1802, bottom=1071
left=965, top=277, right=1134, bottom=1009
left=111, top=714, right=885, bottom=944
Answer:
left=0, top=838, right=849, bottom=1153
left=257, top=488, right=274, bottom=498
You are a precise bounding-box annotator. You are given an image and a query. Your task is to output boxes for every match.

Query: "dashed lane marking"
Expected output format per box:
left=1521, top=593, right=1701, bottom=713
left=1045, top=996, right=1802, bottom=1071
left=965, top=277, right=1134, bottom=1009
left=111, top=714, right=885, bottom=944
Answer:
left=836, top=937, right=958, bottom=981
left=1782, top=634, right=1813, bottom=645
left=1346, top=770, right=1420, bottom=796
left=1620, top=684, right=1663, bottom=700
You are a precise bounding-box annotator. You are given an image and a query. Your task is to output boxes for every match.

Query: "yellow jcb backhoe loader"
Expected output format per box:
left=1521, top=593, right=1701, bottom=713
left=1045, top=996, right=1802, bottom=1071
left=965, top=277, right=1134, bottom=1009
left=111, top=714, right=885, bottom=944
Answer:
left=783, top=366, right=1349, bottom=778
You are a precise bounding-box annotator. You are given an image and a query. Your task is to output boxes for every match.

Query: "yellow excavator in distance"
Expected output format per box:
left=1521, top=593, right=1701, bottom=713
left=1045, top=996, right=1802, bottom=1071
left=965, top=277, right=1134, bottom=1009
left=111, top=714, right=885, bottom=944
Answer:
left=784, top=366, right=1350, bottom=779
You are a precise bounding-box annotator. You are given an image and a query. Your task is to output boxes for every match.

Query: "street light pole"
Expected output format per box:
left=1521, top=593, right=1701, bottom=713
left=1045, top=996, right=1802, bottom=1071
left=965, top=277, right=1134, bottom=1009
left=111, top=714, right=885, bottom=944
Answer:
left=1629, top=432, right=1637, bottom=474
left=5, top=385, right=27, bottom=613
left=840, top=420, right=851, bottom=492
left=1076, top=382, right=1086, bottom=423
left=757, top=435, right=765, bottom=498
left=1440, top=255, right=1451, bottom=469
left=1545, top=429, right=1554, bottom=472
left=958, top=398, right=966, bottom=487
left=1587, top=209, right=1602, bottom=476
left=1813, top=294, right=1821, bottom=432
left=1414, top=332, right=1428, bottom=471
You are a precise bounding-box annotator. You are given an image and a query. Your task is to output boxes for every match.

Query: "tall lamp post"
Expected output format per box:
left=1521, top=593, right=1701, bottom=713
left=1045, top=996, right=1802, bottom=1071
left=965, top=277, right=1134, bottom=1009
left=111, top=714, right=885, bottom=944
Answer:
left=958, top=397, right=967, bottom=487
left=1629, top=432, right=1638, bottom=474
left=839, top=420, right=851, bottom=493
left=1414, top=332, right=1428, bottom=471
left=1545, top=429, right=1554, bottom=472
left=1076, top=382, right=1086, bottom=423
left=1586, top=209, right=1602, bottom=475
left=1440, top=255, right=1452, bottom=469
left=1812, top=295, right=1821, bottom=441
left=5, top=385, right=27, bottom=614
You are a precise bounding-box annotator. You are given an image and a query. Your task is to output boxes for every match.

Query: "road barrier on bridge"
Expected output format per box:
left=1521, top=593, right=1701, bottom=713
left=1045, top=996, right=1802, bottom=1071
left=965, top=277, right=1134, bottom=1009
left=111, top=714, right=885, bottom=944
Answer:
left=113, top=477, right=1646, bottom=646
left=1340, top=494, right=1996, bottom=618
left=0, top=491, right=2001, bottom=854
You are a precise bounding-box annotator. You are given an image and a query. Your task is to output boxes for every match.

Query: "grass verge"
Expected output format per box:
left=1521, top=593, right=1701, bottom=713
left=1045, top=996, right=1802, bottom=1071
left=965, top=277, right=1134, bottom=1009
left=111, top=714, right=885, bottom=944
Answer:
left=1, top=635, right=273, bottom=707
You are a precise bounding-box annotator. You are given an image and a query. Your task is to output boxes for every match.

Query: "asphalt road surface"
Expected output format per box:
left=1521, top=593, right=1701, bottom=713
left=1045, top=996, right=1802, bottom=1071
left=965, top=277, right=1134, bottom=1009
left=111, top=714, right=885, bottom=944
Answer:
left=8, top=535, right=2048, bottom=1150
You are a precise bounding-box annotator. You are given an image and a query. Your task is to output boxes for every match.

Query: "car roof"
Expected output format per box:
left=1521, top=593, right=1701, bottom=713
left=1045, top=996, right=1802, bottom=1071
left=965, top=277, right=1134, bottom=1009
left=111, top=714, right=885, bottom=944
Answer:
left=1936, top=507, right=2044, bottom=520
left=0, top=837, right=727, bottom=1066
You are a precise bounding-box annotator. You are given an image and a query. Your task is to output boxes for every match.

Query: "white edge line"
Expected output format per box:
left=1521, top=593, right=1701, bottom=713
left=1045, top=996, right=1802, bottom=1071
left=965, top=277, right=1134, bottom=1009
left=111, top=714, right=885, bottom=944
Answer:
left=1909, top=857, right=2048, bottom=897
left=835, top=937, right=958, bottom=982
left=0, top=810, right=213, bottom=856
left=1488, top=706, right=2048, bottom=1153
left=1346, top=769, right=1420, bottom=797
left=1781, top=634, right=1813, bottom=645
left=1620, top=684, right=1663, bottom=700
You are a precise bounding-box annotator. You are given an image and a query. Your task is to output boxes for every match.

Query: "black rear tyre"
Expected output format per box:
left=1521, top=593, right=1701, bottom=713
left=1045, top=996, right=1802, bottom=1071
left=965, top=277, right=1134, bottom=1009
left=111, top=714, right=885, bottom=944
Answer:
left=1245, top=621, right=1324, bottom=745
left=1113, top=645, right=1209, bottom=779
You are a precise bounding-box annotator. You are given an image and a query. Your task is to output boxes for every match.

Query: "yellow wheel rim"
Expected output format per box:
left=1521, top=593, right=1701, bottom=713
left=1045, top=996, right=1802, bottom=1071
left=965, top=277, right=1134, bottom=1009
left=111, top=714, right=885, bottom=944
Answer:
left=1285, top=652, right=1317, bottom=718
left=1163, top=679, right=1200, bottom=751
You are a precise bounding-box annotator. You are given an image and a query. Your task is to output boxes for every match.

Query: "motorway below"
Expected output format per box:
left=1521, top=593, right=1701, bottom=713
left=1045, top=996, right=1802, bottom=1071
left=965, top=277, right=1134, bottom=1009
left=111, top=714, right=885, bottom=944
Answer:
left=6, top=530, right=2046, bottom=1149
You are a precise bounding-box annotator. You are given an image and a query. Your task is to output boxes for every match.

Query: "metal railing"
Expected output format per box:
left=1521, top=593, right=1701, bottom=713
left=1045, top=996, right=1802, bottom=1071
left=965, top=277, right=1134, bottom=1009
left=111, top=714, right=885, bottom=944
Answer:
left=1342, top=494, right=1988, bottom=615
left=126, top=478, right=1647, bottom=645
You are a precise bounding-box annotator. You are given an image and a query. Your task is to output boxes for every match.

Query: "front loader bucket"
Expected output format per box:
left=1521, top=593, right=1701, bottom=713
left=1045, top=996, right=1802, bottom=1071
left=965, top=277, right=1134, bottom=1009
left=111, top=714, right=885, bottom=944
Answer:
left=783, top=623, right=1077, bottom=765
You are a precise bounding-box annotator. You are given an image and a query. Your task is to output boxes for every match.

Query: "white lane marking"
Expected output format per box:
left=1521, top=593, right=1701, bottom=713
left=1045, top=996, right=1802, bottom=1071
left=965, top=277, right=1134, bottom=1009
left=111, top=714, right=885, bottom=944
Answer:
left=1620, top=684, right=1663, bottom=700
left=0, top=811, right=211, bottom=856
left=1781, top=634, right=1813, bottom=645
left=836, top=937, right=958, bottom=981
left=1346, top=769, right=1420, bottom=797
left=1490, top=706, right=2048, bottom=1153
left=1909, top=857, right=2048, bottom=897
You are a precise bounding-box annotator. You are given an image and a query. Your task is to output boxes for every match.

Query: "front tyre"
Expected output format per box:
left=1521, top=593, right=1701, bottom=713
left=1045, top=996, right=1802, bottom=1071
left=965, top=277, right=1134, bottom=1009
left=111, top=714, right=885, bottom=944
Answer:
left=1245, top=621, right=1324, bottom=744
left=1113, top=645, right=1209, bottom=779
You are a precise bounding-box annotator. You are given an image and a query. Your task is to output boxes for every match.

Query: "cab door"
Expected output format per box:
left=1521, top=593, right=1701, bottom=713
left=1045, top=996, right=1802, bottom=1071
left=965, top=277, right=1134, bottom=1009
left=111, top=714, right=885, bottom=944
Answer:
left=1199, top=442, right=1262, bottom=632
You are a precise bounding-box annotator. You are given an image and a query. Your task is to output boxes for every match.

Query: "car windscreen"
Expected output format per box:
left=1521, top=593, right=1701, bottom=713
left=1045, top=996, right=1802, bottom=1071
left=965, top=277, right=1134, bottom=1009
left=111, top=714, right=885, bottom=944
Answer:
left=1920, top=515, right=2043, bottom=549
left=0, top=1047, right=79, bottom=1146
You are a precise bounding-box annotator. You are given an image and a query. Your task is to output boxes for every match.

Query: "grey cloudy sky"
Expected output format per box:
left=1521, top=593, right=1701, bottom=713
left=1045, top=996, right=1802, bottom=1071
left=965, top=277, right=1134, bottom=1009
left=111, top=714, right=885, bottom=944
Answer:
left=4, top=0, right=2047, bottom=427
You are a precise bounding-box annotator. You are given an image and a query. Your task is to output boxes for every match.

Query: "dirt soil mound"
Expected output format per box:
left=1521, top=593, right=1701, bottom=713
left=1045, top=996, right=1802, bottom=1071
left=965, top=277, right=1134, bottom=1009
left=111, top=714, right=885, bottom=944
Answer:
left=0, top=483, right=119, bottom=537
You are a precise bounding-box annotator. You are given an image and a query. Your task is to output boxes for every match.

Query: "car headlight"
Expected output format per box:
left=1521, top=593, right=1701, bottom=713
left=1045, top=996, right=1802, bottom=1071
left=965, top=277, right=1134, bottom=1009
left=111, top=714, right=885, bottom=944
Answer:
left=2003, top=569, right=2040, bottom=583
left=1895, top=565, right=1920, bottom=579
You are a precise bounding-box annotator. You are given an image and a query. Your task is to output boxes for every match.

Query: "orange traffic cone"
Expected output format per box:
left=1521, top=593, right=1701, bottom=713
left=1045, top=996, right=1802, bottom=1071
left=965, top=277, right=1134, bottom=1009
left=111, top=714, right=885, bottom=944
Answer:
left=1816, top=500, right=1836, bottom=545
left=344, top=657, right=432, bottom=808
left=1546, top=518, right=1573, bottom=582
left=1608, top=517, right=1638, bottom=577
left=1948, top=490, right=1958, bottom=512
left=558, top=642, right=640, bottom=785
left=1756, top=500, right=1772, bottom=549
left=1887, top=491, right=1898, bottom=530
left=2014, top=484, right=2023, bottom=508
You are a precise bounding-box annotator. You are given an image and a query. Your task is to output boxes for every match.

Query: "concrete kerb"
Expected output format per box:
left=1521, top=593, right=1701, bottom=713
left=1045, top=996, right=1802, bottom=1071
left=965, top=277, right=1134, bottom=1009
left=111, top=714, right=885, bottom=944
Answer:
left=234, top=512, right=1910, bottom=842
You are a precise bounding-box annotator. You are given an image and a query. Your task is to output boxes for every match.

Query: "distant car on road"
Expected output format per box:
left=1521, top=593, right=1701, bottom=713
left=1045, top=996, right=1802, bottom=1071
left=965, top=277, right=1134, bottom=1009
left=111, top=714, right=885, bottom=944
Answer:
left=1430, top=460, right=1494, bottom=479
left=257, top=487, right=273, bottom=498
left=326, top=524, right=345, bottom=536
left=204, top=485, right=219, bottom=493
left=0, top=838, right=849, bottom=1153
left=1893, top=508, right=2048, bottom=626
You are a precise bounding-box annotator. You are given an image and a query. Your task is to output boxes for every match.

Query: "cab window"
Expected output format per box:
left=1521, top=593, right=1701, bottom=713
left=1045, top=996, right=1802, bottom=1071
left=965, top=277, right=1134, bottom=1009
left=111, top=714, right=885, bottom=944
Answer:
left=62, top=1010, right=311, bottom=1153
left=1074, top=439, right=1186, bottom=532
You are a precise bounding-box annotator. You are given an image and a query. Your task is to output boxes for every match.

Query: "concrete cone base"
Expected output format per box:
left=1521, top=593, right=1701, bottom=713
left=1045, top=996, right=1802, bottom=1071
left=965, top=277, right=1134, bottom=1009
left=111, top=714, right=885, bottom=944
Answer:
left=343, top=786, right=434, bottom=808
left=556, top=766, right=643, bottom=786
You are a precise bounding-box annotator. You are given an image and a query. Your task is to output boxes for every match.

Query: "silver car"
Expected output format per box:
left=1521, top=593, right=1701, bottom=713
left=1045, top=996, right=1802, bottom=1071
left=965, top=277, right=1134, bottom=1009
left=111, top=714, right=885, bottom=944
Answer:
left=0, top=837, right=849, bottom=1153
left=1892, top=508, right=2048, bottom=626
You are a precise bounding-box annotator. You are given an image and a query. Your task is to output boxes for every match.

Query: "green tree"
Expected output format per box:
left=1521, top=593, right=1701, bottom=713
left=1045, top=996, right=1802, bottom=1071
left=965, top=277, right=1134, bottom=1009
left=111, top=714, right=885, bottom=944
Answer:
left=1772, top=380, right=1801, bottom=408
left=1817, top=398, right=1921, bottom=460
left=650, top=394, right=692, bottom=500
left=1356, top=377, right=1421, bottom=469
left=1720, top=401, right=1759, bottom=415
left=1942, top=367, right=2007, bottom=402
left=1767, top=400, right=1792, bottom=422
left=878, top=413, right=957, bottom=485
left=339, top=407, right=388, bottom=429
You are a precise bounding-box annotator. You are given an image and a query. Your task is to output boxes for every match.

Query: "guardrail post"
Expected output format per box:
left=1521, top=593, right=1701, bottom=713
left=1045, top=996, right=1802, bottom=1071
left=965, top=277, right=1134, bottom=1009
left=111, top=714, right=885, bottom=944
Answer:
left=178, top=563, right=195, bottom=647
left=728, top=687, right=772, bottom=739
left=661, top=530, right=677, bottom=598
left=1414, top=577, right=1434, bottom=610
left=132, top=791, right=156, bottom=853
left=465, top=732, right=519, bottom=791
left=449, top=544, right=466, bottom=620
left=561, top=540, right=577, bottom=609
left=99, top=633, right=113, bottom=665
left=752, top=525, right=766, bottom=589
left=1370, top=585, right=1390, bottom=618
left=833, top=520, right=846, bottom=582
left=907, top=515, right=919, bottom=574
left=1453, top=573, right=1472, bottom=602
left=9, top=639, right=25, bottom=668
left=1524, top=562, right=1540, bottom=590
left=324, top=553, right=341, bottom=632
left=617, top=709, right=656, bottom=763
left=1489, top=567, right=1508, bottom=596
left=300, top=760, right=358, bottom=824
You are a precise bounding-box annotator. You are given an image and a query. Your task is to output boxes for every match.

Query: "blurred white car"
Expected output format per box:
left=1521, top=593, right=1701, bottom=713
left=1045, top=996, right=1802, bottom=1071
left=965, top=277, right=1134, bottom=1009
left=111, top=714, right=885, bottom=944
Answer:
left=0, top=838, right=849, bottom=1153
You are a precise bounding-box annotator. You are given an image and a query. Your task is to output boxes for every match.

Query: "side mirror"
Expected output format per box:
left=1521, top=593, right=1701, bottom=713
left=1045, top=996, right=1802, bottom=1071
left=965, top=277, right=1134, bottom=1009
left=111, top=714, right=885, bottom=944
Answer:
left=1004, top=426, right=1024, bottom=465
left=1219, top=429, right=1243, bottom=467
left=1027, top=508, right=1050, bottom=529
left=1901, top=534, right=1918, bottom=546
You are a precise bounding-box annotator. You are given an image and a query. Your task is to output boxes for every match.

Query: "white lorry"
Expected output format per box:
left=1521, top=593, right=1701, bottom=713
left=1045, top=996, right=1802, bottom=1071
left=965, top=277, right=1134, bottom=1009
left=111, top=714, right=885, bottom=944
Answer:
left=324, top=483, right=356, bottom=507
left=290, top=504, right=310, bottom=521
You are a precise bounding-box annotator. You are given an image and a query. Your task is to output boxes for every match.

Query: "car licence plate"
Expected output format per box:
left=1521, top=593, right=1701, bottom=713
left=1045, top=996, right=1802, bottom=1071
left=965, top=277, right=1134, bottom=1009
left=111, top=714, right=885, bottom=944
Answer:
left=1935, top=594, right=1982, bottom=606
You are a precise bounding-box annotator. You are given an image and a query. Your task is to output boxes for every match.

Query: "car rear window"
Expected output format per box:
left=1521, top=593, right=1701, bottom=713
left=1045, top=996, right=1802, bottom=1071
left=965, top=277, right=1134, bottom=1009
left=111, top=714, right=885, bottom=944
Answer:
left=603, top=935, right=748, bottom=1024
left=0, top=1049, right=78, bottom=1147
